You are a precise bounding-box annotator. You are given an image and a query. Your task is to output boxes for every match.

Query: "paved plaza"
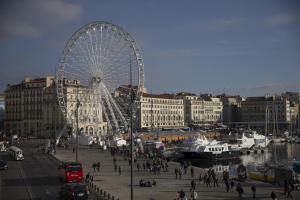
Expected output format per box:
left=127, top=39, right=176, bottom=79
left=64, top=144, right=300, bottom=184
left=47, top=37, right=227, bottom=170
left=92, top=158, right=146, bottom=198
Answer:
left=54, top=146, right=299, bottom=200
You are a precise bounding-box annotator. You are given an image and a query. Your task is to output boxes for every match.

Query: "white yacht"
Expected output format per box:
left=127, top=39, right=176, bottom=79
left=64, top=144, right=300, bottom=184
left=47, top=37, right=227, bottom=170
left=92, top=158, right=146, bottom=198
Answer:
left=230, top=133, right=255, bottom=150
left=181, top=140, right=240, bottom=160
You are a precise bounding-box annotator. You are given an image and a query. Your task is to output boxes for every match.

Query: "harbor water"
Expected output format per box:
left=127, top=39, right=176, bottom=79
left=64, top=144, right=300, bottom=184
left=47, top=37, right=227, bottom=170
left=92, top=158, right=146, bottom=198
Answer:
left=187, top=143, right=300, bottom=174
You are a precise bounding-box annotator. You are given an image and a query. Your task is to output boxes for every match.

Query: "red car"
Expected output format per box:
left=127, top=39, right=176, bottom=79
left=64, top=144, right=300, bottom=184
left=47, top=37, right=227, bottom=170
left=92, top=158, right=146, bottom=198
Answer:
left=58, top=162, right=84, bottom=183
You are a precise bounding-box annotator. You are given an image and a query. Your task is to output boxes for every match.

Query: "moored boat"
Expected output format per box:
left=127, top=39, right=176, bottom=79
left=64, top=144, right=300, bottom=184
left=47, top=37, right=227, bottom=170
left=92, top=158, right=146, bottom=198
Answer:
left=181, top=141, right=240, bottom=160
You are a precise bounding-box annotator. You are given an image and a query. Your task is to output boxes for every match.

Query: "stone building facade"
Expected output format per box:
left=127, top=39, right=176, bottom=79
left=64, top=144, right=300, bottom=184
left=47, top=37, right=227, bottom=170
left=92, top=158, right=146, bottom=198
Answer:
left=138, top=93, right=185, bottom=130
left=179, top=94, right=223, bottom=126
left=4, top=76, right=107, bottom=138
left=5, top=76, right=56, bottom=137
left=217, top=94, right=242, bottom=124
left=241, top=96, right=291, bottom=124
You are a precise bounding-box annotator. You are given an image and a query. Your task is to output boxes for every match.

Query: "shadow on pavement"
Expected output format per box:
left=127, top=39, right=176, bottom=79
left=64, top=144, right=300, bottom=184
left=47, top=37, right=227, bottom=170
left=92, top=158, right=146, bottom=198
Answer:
left=3, top=176, right=60, bottom=186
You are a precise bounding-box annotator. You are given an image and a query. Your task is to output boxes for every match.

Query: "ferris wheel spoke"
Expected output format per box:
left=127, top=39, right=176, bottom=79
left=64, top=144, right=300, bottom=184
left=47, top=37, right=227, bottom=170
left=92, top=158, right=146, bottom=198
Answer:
left=101, top=30, right=124, bottom=70
left=101, top=83, right=128, bottom=128
left=102, top=40, right=129, bottom=73
left=101, top=100, right=113, bottom=132
left=101, top=85, right=119, bottom=132
left=101, top=29, right=116, bottom=70
left=87, top=30, right=99, bottom=76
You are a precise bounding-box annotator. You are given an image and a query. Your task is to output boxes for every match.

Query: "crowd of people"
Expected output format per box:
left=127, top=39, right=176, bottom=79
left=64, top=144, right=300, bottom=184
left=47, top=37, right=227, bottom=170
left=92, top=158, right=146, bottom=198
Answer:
left=83, top=145, right=296, bottom=200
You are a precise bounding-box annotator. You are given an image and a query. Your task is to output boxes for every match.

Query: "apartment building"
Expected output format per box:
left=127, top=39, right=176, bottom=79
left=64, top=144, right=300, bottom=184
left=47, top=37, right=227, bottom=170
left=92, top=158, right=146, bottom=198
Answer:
left=217, top=94, right=242, bottom=124
left=138, top=93, right=184, bottom=130
left=4, top=76, right=55, bottom=137
left=241, top=96, right=291, bottom=124
left=178, top=93, right=223, bottom=126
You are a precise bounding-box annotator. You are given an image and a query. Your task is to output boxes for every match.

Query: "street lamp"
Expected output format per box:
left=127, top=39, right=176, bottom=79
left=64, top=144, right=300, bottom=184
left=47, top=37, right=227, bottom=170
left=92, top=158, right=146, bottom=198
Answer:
left=75, top=85, right=80, bottom=162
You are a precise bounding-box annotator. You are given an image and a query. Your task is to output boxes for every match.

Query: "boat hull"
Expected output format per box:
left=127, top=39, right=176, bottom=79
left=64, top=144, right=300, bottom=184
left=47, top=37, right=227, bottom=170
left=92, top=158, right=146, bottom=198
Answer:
left=182, top=150, right=240, bottom=160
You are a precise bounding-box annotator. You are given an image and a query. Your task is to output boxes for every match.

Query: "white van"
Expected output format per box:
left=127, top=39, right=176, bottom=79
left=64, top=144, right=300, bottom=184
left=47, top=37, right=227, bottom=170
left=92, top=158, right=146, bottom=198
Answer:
left=8, top=146, right=24, bottom=160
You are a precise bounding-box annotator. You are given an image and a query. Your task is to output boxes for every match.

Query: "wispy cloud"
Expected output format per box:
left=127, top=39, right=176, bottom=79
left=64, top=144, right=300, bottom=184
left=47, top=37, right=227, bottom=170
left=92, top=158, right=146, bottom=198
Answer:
left=218, top=83, right=300, bottom=96
left=0, top=0, right=82, bottom=40
left=193, top=19, right=240, bottom=32
left=150, top=47, right=252, bottom=59
left=265, top=13, right=300, bottom=26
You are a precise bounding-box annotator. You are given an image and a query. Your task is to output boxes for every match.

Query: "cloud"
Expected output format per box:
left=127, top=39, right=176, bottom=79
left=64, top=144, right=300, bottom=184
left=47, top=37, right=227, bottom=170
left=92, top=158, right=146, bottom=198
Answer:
left=150, top=47, right=251, bottom=59
left=219, top=83, right=300, bottom=96
left=265, top=13, right=300, bottom=26
left=0, top=0, right=82, bottom=40
left=193, top=19, right=240, bottom=32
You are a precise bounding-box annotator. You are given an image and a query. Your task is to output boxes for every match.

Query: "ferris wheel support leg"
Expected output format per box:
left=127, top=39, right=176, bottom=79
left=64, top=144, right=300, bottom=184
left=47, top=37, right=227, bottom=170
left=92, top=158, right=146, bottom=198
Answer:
left=56, top=123, right=68, bottom=145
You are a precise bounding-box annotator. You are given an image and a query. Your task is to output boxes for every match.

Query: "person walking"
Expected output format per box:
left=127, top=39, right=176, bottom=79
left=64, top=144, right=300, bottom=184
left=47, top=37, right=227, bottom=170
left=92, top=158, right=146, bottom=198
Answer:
left=191, top=179, right=196, bottom=191
left=96, top=162, right=100, bottom=172
left=190, top=189, right=198, bottom=200
left=118, top=166, right=122, bottom=176
left=175, top=168, right=179, bottom=179
left=92, top=163, right=96, bottom=172
left=251, top=185, right=256, bottom=198
left=179, top=168, right=182, bottom=179
left=85, top=172, right=90, bottom=183
left=287, top=185, right=293, bottom=199
left=236, top=183, right=244, bottom=199
left=270, top=191, right=277, bottom=200
left=230, top=179, right=235, bottom=190
left=191, top=167, right=194, bottom=178
left=224, top=179, right=230, bottom=192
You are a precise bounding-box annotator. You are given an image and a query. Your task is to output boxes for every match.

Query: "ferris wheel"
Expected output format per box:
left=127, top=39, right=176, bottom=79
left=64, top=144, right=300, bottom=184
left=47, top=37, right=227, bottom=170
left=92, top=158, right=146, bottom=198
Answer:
left=56, top=21, right=144, bottom=142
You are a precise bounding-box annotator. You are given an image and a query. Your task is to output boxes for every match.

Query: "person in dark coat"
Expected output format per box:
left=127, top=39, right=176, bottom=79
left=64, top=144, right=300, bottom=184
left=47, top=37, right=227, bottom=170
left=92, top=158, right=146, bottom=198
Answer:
left=251, top=185, right=256, bottom=198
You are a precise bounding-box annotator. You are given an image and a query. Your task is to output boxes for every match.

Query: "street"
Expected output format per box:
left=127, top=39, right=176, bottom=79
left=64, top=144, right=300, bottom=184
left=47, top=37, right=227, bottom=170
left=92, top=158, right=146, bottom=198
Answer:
left=0, top=140, right=98, bottom=200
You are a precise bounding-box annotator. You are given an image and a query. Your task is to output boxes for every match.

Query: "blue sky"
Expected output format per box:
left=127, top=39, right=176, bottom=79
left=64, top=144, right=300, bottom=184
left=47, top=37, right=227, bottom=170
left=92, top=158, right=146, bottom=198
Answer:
left=0, top=0, right=299, bottom=96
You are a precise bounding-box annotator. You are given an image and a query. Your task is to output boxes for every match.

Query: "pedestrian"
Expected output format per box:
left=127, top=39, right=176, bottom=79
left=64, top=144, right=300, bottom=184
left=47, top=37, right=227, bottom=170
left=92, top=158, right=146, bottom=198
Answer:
left=175, top=168, right=179, bottom=179
left=236, top=183, right=244, bottom=199
left=118, top=166, right=122, bottom=176
left=270, top=191, right=277, bottom=200
left=92, top=163, right=96, bottom=172
left=251, top=185, right=256, bottom=198
left=179, top=168, right=182, bottom=179
left=85, top=172, right=90, bottom=183
left=137, top=163, right=140, bottom=171
left=213, top=177, right=218, bottom=187
left=191, top=167, right=194, bottom=178
left=224, top=179, right=230, bottom=192
left=191, top=179, right=196, bottom=191
left=190, top=189, right=198, bottom=200
left=284, top=180, right=288, bottom=195
left=179, top=190, right=186, bottom=200
left=152, top=179, right=156, bottom=186
left=230, top=179, right=235, bottom=190
left=198, top=173, right=202, bottom=184
left=287, top=185, right=293, bottom=199
left=114, top=163, right=117, bottom=172
left=96, top=162, right=100, bottom=172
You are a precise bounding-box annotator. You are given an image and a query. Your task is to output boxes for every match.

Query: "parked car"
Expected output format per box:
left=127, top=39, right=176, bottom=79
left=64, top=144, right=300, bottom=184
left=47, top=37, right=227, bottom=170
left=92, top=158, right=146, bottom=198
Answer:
left=0, top=159, right=8, bottom=170
left=59, top=183, right=89, bottom=200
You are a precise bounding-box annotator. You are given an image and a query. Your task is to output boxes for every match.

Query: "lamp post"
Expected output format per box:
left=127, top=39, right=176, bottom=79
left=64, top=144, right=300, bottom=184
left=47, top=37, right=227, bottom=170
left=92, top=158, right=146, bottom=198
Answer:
left=129, top=56, right=134, bottom=200
left=75, top=86, right=80, bottom=162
